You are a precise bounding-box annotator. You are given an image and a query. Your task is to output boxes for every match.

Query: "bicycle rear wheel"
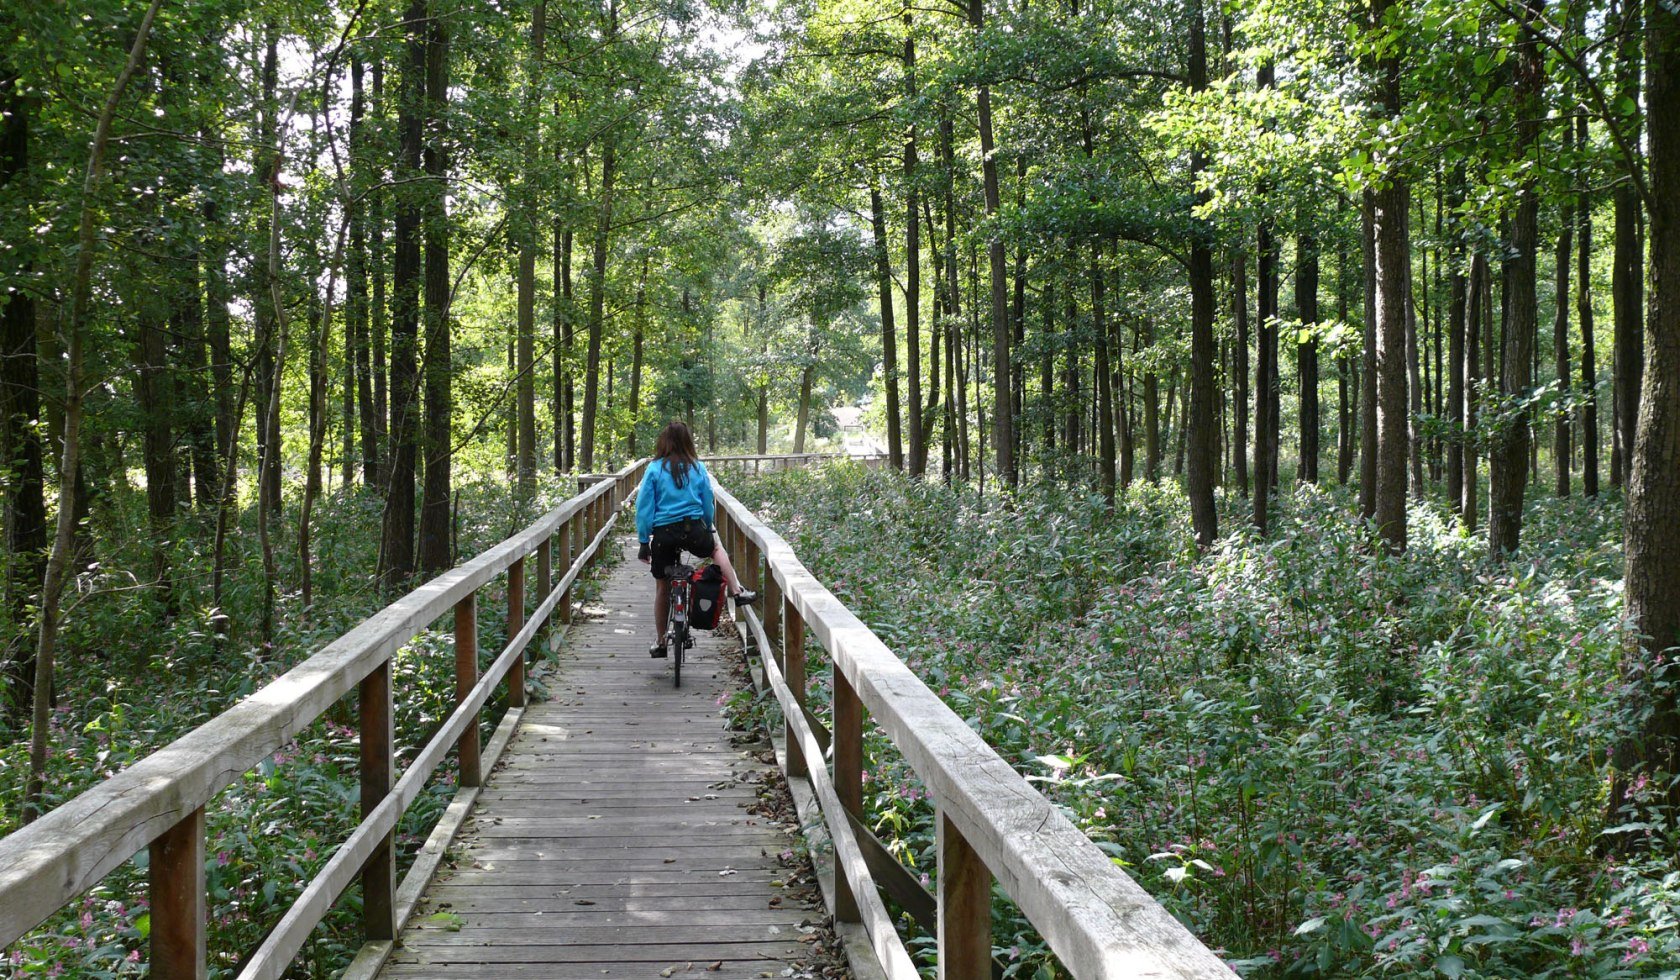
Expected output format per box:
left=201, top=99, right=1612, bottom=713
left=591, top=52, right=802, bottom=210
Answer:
left=673, top=624, right=686, bottom=687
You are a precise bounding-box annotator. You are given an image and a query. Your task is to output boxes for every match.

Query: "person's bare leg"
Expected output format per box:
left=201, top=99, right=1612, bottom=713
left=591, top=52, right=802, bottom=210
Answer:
left=654, top=578, right=670, bottom=642
left=710, top=544, right=744, bottom=594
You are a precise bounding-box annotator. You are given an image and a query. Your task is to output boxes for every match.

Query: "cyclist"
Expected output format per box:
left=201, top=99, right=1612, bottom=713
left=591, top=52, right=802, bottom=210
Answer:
left=637, top=420, right=758, bottom=659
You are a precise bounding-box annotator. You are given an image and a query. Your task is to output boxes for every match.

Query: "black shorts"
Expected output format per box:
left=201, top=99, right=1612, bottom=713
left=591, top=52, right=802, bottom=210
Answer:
left=650, top=518, right=714, bottom=579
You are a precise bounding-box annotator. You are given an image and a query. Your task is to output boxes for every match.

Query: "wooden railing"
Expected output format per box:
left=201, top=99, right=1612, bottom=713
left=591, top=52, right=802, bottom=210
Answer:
left=704, top=451, right=886, bottom=475
left=712, top=478, right=1231, bottom=978
left=0, top=459, right=647, bottom=979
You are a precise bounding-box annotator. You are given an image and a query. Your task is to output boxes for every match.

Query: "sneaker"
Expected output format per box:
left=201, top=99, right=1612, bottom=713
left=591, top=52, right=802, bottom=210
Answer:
left=732, top=589, right=759, bottom=607
left=649, top=643, right=668, bottom=659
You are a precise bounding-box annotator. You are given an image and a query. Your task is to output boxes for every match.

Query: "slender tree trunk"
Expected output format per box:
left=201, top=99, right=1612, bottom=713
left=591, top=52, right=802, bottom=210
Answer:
left=370, top=58, right=389, bottom=488
left=381, top=0, right=426, bottom=588
left=254, top=29, right=283, bottom=520
left=1447, top=175, right=1467, bottom=507
left=902, top=10, right=925, bottom=476
left=28, top=0, right=162, bottom=818
left=794, top=361, right=813, bottom=453
left=1144, top=315, right=1160, bottom=482
left=969, top=0, right=1013, bottom=487
left=1612, top=0, right=1643, bottom=489
left=1185, top=0, right=1218, bottom=544
left=1232, top=250, right=1250, bottom=496
left=870, top=185, right=903, bottom=469
left=1092, top=243, right=1115, bottom=502
left=134, top=281, right=176, bottom=610
left=1337, top=232, right=1354, bottom=485
left=0, top=66, right=46, bottom=705
left=515, top=1, right=545, bottom=494
left=1297, top=225, right=1320, bottom=484
left=1254, top=152, right=1279, bottom=530
left=1407, top=261, right=1424, bottom=498
left=1556, top=192, right=1574, bottom=497
left=1360, top=194, right=1379, bottom=520
left=628, top=257, right=647, bottom=456
left=556, top=156, right=575, bottom=473
left=1578, top=111, right=1600, bottom=497
left=580, top=136, right=615, bottom=472
left=351, top=56, right=378, bottom=487
left=418, top=1, right=452, bottom=575
left=1488, top=0, right=1542, bottom=559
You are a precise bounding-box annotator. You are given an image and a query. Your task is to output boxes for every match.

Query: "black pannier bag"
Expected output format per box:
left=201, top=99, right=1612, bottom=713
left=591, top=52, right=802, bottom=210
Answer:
left=689, top=564, right=727, bottom=630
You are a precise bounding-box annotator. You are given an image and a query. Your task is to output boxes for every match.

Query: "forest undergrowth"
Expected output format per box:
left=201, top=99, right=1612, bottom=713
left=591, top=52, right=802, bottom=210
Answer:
left=732, top=462, right=1678, bottom=978
left=0, top=476, right=603, bottom=979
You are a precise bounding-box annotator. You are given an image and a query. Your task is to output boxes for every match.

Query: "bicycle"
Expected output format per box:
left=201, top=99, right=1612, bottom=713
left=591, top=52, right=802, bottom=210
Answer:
left=663, top=559, right=697, bottom=688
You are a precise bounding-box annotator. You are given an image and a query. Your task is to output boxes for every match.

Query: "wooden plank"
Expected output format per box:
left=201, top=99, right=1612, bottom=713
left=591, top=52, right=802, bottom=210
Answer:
left=833, top=668, right=863, bottom=923
left=455, top=593, right=482, bottom=788
left=384, top=941, right=812, bottom=965
left=360, top=661, right=396, bottom=941
left=937, top=811, right=991, bottom=980
left=507, top=556, right=526, bottom=708
left=149, top=806, right=205, bottom=980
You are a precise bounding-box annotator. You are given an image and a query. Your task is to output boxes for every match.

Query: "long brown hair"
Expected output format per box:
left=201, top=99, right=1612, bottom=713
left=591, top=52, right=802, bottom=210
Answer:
left=654, top=420, right=699, bottom=488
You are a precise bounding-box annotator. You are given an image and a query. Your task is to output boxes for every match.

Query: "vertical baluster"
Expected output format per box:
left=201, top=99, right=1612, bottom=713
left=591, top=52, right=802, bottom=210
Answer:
left=455, top=593, right=482, bottom=787
left=833, top=666, right=863, bottom=922
left=784, top=599, right=806, bottom=778
left=558, top=518, right=574, bottom=625
left=937, top=813, right=992, bottom=979
left=149, top=806, right=206, bottom=979
left=360, top=658, right=395, bottom=939
left=765, top=565, right=782, bottom=666
left=537, top=537, right=553, bottom=647
left=508, top=556, right=526, bottom=708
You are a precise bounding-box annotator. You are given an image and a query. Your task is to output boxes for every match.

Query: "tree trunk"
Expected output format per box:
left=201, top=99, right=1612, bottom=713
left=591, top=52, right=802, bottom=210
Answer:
left=969, top=0, right=1013, bottom=488
left=1616, top=0, right=1680, bottom=815
left=1337, top=232, right=1354, bottom=485
left=351, top=56, right=378, bottom=487
left=370, top=58, right=389, bottom=489
left=870, top=185, right=903, bottom=469
left=1185, top=0, right=1218, bottom=545
left=1578, top=111, right=1600, bottom=497
left=1093, top=243, right=1115, bottom=502
left=794, top=362, right=814, bottom=453
left=1254, top=162, right=1279, bottom=531
left=555, top=156, right=574, bottom=473
left=628, top=257, right=647, bottom=457
left=1407, top=260, right=1424, bottom=498
left=1555, top=193, right=1573, bottom=497
left=515, top=1, right=545, bottom=495
left=1447, top=174, right=1467, bottom=507
left=417, top=0, right=452, bottom=577
left=0, top=65, right=46, bottom=704
left=903, top=10, right=924, bottom=477
left=28, top=0, right=162, bottom=819
left=1611, top=0, right=1643, bottom=489
left=1360, top=193, right=1379, bottom=520
left=580, top=136, right=615, bottom=472
left=1144, top=315, right=1160, bottom=482
left=134, top=282, right=175, bottom=610
left=381, top=0, right=426, bottom=589
left=1488, top=0, right=1542, bottom=559
left=1232, top=250, right=1250, bottom=496
left=1297, top=226, right=1320, bottom=484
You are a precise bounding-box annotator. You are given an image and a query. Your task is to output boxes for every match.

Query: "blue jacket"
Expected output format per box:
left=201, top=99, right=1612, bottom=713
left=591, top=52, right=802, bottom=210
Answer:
left=636, top=458, right=715, bottom=543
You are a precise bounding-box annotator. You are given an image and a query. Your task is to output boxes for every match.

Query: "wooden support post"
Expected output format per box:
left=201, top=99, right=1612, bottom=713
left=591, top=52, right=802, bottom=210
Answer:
left=765, top=568, right=782, bottom=662
left=937, top=811, right=992, bottom=979
left=833, top=667, right=864, bottom=923
left=455, top=593, right=482, bottom=787
left=784, top=599, right=806, bottom=779
left=508, top=556, right=526, bottom=708
left=359, top=660, right=395, bottom=940
left=536, top=537, right=552, bottom=645
left=558, top=519, right=573, bottom=624
left=149, top=806, right=206, bottom=980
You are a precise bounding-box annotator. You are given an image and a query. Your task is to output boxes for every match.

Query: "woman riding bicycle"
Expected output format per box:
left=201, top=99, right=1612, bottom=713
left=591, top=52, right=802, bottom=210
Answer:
left=637, top=421, right=758, bottom=659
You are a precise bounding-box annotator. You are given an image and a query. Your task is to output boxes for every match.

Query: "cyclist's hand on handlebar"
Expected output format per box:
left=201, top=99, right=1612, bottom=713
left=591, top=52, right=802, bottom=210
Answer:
left=638, top=541, right=651, bottom=564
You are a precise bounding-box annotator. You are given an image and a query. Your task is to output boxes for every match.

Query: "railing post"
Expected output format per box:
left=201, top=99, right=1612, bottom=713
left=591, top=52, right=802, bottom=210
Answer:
left=359, top=659, right=395, bottom=940
left=765, top=566, right=782, bottom=665
left=149, top=806, right=205, bottom=979
left=536, top=536, right=553, bottom=647
left=455, top=593, right=482, bottom=787
left=508, top=556, right=526, bottom=708
left=833, top=667, right=863, bottom=923
left=937, top=811, right=992, bottom=979
left=558, top=518, right=573, bottom=625
left=784, top=599, right=806, bottom=779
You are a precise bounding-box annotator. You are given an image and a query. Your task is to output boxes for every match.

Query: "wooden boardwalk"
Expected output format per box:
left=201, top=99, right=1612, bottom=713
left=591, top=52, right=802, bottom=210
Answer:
left=379, top=538, right=837, bottom=980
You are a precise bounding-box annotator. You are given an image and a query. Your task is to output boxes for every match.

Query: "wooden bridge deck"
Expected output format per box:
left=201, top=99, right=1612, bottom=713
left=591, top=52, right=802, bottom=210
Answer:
left=378, top=538, right=837, bottom=980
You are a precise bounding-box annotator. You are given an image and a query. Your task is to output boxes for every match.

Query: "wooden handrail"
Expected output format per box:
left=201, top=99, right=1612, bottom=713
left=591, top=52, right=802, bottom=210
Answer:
left=0, top=458, right=648, bottom=971
left=713, top=480, right=1230, bottom=979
